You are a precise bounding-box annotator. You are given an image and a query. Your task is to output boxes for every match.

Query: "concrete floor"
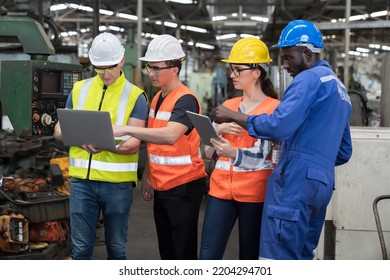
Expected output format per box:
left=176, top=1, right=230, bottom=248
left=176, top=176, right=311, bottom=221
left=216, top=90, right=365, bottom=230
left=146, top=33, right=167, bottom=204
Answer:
left=91, top=184, right=239, bottom=260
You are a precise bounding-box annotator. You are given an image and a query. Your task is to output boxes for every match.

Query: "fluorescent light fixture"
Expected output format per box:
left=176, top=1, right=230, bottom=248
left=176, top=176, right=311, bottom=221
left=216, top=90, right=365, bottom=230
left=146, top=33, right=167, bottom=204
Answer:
left=356, top=47, right=369, bottom=53
left=250, top=16, right=269, bottom=23
left=195, top=42, right=215, bottom=50
left=100, top=9, right=114, bottom=16
left=164, top=21, right=178, bottom=28
left=117, top=13, right=138, bottom=20
left=141, top=32, right=159, bottom=39
left=165, top=0, right=194, bottom=4
left=181, top=25, right=208, bottom=33
left=348, top=50, right=369, bottom=57
left=69, top=4, right=93, bottom=12
left=99, top=26, right=108, bottom=31
left=109, top=26, right=124, bottom=32
left=370, top=10, right=389, bottom=17
left=240, top=34, right=260, bottom=39
left=50, top=4, right=67, bottom=11
left=216, top=33, right=237, bottom=40
left=369, top=44, right=381, bottom=49
left=349, top=14, right=368, bottom=21
left=224, top=21, right=257, bottom=26
left=212, top=16, right=228, bottom=21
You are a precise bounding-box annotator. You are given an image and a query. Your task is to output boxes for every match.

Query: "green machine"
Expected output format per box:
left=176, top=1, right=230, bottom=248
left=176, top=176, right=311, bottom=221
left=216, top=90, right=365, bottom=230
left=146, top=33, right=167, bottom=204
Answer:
left=0, top=17, right=82, bottom=137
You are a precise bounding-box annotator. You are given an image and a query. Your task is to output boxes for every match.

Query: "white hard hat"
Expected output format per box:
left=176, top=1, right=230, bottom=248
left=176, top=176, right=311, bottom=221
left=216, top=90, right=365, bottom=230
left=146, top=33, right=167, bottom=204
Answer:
left=89, top=32, right=125, bottom=66
left=140, top=34, right=185, bottom=62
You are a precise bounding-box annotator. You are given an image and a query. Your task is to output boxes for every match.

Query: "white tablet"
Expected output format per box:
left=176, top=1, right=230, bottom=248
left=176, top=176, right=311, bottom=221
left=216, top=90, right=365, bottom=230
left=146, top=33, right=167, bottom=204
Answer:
left=186, top=111, right=219, bottom=146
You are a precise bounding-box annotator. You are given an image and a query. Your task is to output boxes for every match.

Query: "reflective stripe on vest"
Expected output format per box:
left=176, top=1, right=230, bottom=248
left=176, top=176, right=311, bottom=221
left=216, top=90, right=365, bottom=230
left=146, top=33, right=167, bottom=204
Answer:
left=70, top=158, right=137, bottom=172
left=155, top=111, right=171, bottom=121
left=215, top=159, right=274, bottom=172
left=76, top=79, right=92, bottom=110
left=149, top=148, right=202, bottom=166
left=149, top=154, right=192, bottom=165
left=76, top=78, right=133, bottom=125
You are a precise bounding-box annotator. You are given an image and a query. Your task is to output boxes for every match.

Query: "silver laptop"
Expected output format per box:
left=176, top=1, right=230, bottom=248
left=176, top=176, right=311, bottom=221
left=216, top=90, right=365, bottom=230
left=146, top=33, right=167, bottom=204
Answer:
left=186, top=111, right=219, bottom=146
left=57, top=108, right=121, bottom=150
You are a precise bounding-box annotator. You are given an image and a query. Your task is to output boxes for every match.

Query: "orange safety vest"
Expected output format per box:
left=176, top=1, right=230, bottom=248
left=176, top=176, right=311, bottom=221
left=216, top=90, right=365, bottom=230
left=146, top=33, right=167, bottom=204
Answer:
left=147, top=84, right=207, bottom=191
left=209, top=96, right=280, bottom=202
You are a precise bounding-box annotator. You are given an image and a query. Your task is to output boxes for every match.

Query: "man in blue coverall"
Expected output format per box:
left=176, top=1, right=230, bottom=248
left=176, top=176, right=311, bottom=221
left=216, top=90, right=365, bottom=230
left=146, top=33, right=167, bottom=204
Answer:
left=212, top=20, right=353, bottom=260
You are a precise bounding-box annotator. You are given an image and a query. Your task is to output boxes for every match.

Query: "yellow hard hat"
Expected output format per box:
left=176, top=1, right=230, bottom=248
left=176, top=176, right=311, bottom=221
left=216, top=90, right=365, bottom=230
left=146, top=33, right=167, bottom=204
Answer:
left=221, top=37, right=272, bottom=64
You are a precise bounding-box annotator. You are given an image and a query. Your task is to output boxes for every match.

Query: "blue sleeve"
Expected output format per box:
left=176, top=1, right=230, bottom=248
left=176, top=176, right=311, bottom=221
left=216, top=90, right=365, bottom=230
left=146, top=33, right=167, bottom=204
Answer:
left=247, top=72, right=319, bottom=141
left=66, top=93, right=73, bottom=109
left=335, top=122, right=353, bottom=166
left=129, top=93, right=148, bottom=121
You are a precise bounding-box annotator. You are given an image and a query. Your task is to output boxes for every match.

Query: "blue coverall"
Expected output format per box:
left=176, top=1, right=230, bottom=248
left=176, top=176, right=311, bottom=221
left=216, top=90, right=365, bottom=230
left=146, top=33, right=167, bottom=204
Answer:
left=247, top=60, right=353, bottom=259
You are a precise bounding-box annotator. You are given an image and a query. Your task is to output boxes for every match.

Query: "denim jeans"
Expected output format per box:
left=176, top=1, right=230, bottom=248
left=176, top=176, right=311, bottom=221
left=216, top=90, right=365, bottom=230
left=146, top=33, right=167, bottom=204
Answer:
left=199, top=195, right=263, bottom=260
left=69, top=178, right=133, bottom=260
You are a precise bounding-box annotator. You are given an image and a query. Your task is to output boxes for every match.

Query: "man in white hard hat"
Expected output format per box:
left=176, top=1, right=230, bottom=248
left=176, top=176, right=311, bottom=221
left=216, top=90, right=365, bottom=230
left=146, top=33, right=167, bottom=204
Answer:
left=54, top=32, right=148, bottom=260
left=113, top=34, right=207, bottom=259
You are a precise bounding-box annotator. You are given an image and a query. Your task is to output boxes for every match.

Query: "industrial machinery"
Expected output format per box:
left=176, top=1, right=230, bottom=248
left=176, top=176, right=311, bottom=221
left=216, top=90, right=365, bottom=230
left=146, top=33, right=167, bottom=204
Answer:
left=0, top=11, right=81, bottom=259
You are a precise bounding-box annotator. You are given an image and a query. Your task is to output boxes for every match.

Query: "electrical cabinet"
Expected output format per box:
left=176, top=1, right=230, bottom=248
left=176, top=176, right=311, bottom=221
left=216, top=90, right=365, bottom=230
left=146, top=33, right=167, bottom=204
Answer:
left=317, top=127, right=390, bottom=259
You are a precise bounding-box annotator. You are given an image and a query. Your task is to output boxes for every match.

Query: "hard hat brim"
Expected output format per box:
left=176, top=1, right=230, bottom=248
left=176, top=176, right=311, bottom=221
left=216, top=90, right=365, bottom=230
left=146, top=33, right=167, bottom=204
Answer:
left=221, top=58, right=272, bottom=64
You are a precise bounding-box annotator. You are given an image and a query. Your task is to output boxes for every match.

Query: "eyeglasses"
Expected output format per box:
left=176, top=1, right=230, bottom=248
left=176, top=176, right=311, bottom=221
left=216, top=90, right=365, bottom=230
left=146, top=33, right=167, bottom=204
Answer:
left=94, top=64, right=119, bottom=74
left=229, top=66, right=255, bottom=77
left=145, top=64, right=176, bottom=75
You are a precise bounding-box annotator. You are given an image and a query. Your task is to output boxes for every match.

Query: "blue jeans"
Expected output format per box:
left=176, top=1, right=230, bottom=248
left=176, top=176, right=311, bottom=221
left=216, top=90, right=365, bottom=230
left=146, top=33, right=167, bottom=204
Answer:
left=199, top=195, right=263, bottom=260
left=69, top=178, right=133, bottom=260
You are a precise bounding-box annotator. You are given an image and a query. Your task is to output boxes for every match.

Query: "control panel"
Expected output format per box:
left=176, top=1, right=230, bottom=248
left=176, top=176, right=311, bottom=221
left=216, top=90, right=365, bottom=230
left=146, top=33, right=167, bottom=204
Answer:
left=0, top=60, right=82, bottom=136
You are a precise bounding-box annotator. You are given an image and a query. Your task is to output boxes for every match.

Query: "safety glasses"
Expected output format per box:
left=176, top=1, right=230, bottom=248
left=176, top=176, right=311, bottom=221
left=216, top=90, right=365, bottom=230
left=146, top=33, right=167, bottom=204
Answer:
left=229, top=66, right=255, bottom=77
left=94, top=64, right=119, bottom=74
left=145, top=64, right=176, bottom=75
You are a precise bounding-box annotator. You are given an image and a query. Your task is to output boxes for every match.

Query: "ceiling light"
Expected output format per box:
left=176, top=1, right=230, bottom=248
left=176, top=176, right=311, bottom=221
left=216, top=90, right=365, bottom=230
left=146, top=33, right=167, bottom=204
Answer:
left=370, top=10, right=389, bottom=18
left=109, top=26, right=124, bottom=32
left=349, top=14, right=368, bottom=21
left=240, top=34, right=260, bottom=39
left=250, top=16, right=269, bottom=23
left=369, top=44, right=381, bottom=49
left=100, top=9, right=114, bottom=16
left=181, top=25, right=208, bottom=33
left=224, top=21, right=257, bottom=26
left=165, top=0, right=194, bottom=4
left=117, top=13, right=138, bottom=20
left=195, top=43, right=215, bottom=50
left=163, top=21, right=178, bottom=28
left=216, top=34, right=237, bottom=40
left=212, top=16, right=228, bottom=21
left=356, top=47, right=369, bottom=53
left=69, top=4, right=93, bottom=12
left=50, top=4, right=67, bottom=11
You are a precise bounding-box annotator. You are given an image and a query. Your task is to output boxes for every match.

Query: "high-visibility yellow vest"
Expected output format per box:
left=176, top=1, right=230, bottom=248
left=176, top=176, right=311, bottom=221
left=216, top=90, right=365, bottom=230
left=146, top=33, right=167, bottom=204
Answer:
left=69, top=74, right=145, bottom=183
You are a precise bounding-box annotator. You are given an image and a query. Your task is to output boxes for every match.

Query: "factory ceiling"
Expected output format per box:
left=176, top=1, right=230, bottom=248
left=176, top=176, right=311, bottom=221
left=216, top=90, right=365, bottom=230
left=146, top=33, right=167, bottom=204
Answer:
left=1, top=0, right=390, bottom=61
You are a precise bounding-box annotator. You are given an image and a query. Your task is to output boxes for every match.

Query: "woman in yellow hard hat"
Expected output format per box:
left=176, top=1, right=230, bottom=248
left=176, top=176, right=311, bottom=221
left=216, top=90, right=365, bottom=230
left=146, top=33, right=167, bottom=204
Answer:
left=199, top=37, right=280, bottom=260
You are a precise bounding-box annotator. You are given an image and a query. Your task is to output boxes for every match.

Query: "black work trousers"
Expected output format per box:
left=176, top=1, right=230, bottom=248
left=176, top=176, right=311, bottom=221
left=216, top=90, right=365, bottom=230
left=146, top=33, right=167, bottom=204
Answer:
left=153, top=177, right=206, bottom=260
